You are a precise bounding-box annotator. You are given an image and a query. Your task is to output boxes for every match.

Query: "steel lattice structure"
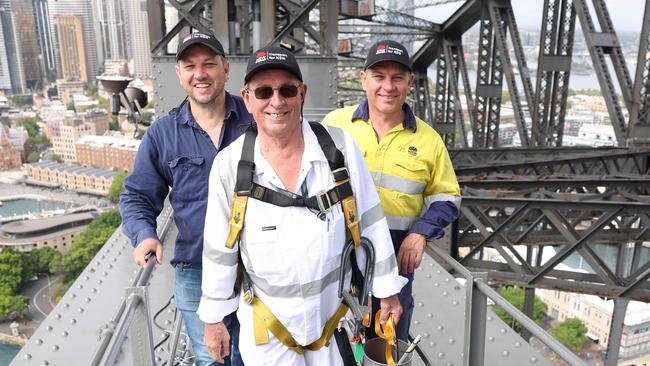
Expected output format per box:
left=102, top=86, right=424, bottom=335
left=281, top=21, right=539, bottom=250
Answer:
left=144, top=1, right=650, bottom=365
left=12, top=2, right=650, bottom=366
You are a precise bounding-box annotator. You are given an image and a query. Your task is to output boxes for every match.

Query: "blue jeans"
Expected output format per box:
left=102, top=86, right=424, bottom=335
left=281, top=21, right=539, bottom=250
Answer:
left=175, top=263, right=243, bottom=366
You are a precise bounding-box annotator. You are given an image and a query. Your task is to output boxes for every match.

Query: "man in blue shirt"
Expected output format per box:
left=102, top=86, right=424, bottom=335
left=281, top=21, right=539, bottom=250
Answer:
left=119, top=32, right=251, bottom=366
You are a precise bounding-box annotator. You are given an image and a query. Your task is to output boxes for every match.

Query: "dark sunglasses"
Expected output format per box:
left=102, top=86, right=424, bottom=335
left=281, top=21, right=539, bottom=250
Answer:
left=248, top=84, right=301, bottom=99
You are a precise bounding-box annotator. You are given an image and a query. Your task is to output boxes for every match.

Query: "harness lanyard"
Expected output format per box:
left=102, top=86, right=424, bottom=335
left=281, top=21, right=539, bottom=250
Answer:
left=375, top=312, right=397, bottom=366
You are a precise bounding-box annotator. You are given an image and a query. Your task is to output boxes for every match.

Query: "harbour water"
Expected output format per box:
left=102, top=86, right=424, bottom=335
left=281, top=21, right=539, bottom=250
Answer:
left=0, top=198, right=73, bottom=219
left=0, top=343, right=20, bottom=366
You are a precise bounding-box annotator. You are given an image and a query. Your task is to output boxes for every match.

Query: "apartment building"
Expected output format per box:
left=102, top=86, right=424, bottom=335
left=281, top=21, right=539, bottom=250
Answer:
left=25, top=161, right=118, bottom=196
left=52, top=118, right=94, bottom=162
left=76, top=135, right=139, bottom=171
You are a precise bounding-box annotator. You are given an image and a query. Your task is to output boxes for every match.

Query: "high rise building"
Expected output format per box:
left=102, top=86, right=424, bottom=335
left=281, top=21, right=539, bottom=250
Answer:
left=0, top=10, right=11, bottom=92
left=125, top=0, right=151, bottom=77
left=54, top=15, right=89, bottom=82
left=95, top=0, right=128, bottom=62
left=0, top=0, right=24, bottom=93
left=48, top=0, right=100, bottom=81
left=10, top=0, right=43, bottom=90
left=33, top=0, right=57, bottom=81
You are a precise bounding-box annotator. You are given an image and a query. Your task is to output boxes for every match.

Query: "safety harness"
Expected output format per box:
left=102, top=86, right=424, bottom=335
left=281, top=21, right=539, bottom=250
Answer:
left=224, top=122, right=362, bottom=354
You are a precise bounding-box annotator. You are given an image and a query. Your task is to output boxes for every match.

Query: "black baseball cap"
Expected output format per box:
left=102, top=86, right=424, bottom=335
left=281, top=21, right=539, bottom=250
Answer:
left=244, top=45, right=303, bottom=84
left=364, top=40, right=412, bottom=72
left=176, top=31, right=225, bottom=61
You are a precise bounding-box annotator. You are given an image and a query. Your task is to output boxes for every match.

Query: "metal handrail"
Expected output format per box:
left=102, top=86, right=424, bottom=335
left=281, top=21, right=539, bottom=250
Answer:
left=427, top=244, right=587, bottom=366
left=90, top=209, right=175, bottom=366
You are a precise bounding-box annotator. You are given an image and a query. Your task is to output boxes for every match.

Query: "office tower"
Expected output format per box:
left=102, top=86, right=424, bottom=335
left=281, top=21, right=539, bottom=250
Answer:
left=0, top=0, right=23, bottom=93
left=48, top=0, right=100, bottom=81
left=54, top=15, right=89, bottom=82
left=125, top=0, right=151, bottom=77
left=11, top=0, right=43, bottom=89
left=95, top=0, right=128, bottom=61
left=33, top=0, right=57, bottom=81
left=0, top=13, right=11, bottom=92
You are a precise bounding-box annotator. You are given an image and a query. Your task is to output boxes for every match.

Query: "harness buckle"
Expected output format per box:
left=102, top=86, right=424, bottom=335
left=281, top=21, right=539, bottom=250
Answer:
left=243, top=284, right=254, bottom=305
left=315, top=189, right=333, bottom=214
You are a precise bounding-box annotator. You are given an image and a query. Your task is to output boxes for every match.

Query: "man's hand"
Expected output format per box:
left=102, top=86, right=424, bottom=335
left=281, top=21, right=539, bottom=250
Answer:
left=396, top=233, right=426, bottom=273
left=379, top=294, right=403, bottom=325
left=205, top=322, right=230, bottom=363
left=132, top=237, right=163, bottom=266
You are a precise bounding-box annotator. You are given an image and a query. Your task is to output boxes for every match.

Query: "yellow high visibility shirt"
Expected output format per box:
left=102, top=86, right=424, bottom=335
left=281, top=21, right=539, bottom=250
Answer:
left=323, top=101, right=461, bottom=233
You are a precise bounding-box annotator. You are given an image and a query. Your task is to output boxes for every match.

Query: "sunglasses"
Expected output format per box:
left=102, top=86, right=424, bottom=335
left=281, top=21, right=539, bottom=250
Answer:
left=247, top=84, right=301, bottom=99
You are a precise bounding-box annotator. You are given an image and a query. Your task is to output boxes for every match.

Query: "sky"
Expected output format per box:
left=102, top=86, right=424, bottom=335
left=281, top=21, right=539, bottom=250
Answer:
left=415, top=0, right=645, bottom=32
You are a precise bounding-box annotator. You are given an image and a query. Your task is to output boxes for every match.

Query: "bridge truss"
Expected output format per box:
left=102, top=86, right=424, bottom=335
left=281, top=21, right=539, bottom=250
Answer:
left=148, top=1, right=650, bottom=365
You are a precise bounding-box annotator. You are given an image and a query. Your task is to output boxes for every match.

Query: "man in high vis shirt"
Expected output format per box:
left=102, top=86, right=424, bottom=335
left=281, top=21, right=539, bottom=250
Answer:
left=198, top=45, right=407, bottom=365
left=323, top=39, right=461, bottom=341
left=120, top=32, right=249, bottom=366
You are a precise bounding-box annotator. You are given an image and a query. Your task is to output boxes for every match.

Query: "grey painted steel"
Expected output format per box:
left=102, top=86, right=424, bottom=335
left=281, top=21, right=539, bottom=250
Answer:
left=418, top=245, right=553, bottom=366
left=487, top=0, right=531, bottom=147
left=520, top=288, right=535, bottom=342
left=166, top=314, right=184, bottom=366
left=151, top=56, right=338, bottom=121
left=605, top=297, right=629, bottom=366
left=573, top=0, right=629, bottom=145
left=532, top=0, right=575, bottom=147
left=629, top=0, right=650, bottom=145
left=10, top=206, right=177, bottom=366
left=465, top=272, right=488, bottom=366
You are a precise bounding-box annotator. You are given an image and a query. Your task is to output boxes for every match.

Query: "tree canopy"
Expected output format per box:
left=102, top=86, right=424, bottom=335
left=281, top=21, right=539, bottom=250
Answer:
left=492, top=286, right=547, bottom=332
left=549, top=317, right=589, bottom=351
left=107, top=171, right=128, bottom=204
left=52, top=209, right=121, bottom=284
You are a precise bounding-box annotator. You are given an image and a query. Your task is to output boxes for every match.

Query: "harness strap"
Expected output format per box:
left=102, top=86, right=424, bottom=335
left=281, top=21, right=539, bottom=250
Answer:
left=251, top=294, right=349, bottom=354
left=310, top=122, right=361, bottom=247
left=225, top=127, right=257, bottom=249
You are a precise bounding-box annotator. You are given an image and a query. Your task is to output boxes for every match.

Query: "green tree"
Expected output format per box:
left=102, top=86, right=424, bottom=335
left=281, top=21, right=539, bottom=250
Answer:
left=16, top=117, right=39, bottom=137
left=0, top=250, right=24, bottom=293
left=10, top=94, right=32, bottom=107
left=51, top=154, right=63, bottom=163
left=66, top=102, right=74, bottom=110
left=107, top=171, right=128, bottom=203
left=53, top=210, right=121, bottom=284
left=27, top=151, right=40, bottom=163
left=21, top=248, right=61, bottom=281
left=492, top=286, right=547, bottom=332
left=88, top=209, right=121, bottom=229
left=549, top=318, right=589, bottom=351
left=0, top=292, right=28, bottom=319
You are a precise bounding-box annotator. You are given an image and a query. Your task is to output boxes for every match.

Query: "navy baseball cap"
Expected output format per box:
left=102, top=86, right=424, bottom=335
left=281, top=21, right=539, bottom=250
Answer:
left=244, top=45, right=303, bottom=84
left=176, top=32, right=225, bottom=61
left=364, top=40, right=412, bottom=72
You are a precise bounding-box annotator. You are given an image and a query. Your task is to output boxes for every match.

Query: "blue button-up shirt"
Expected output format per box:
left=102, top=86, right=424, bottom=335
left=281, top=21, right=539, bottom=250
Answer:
left=119, top=92, right=253, bottom=264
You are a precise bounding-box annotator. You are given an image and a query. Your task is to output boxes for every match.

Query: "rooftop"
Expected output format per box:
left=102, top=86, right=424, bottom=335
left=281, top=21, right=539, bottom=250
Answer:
left=28, top=162, right=119, bottom=179
left=0, top=211, right=97, bottom=235
left=76, top=135, right=140, bottom=149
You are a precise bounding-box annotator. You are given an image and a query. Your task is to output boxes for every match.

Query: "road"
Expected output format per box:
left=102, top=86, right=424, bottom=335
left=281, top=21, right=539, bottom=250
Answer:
left=20, top=275, right=56, bottom=324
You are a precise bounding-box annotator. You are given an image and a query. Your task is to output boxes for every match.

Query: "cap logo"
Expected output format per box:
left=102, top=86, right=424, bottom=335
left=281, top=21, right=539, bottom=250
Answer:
left=376, top=44, right=404, bottom=56
left=182, top=32, right=212, bottom=44
left=255, top=51, right=267, bottom=63
left=268, top=52, right=288, bottom=61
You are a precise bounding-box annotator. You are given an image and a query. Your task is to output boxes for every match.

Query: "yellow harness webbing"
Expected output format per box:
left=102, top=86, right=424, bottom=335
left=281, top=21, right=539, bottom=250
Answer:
left=225, top=194, right=248, bottom=249
left=251, top=296, right=349, bottom=354
left=224, top=123, right=363, bottom=353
